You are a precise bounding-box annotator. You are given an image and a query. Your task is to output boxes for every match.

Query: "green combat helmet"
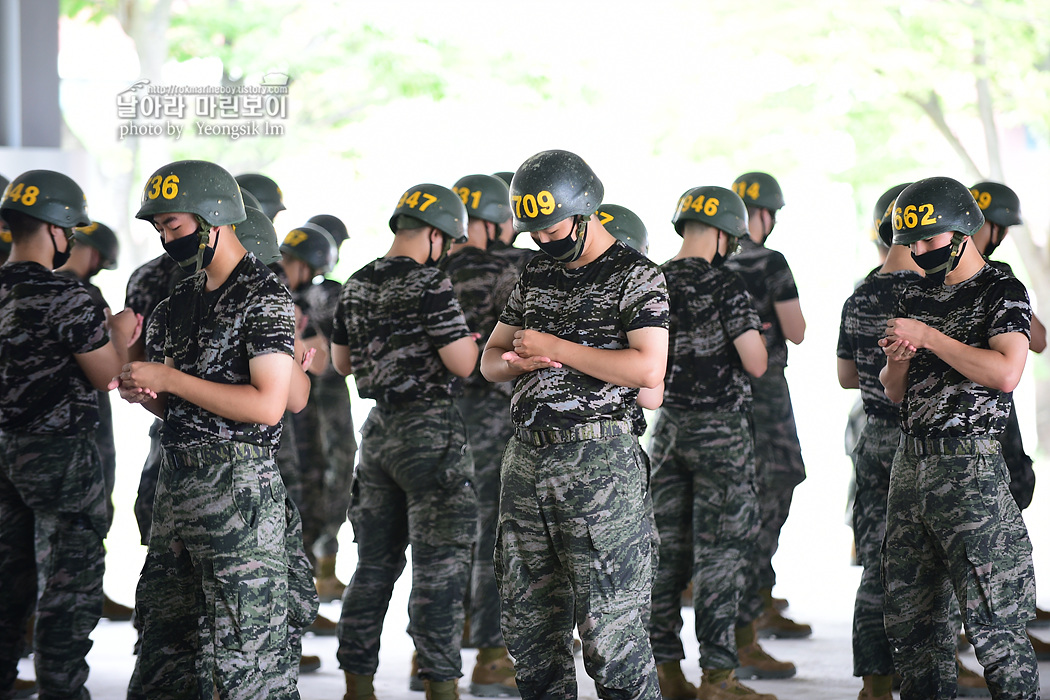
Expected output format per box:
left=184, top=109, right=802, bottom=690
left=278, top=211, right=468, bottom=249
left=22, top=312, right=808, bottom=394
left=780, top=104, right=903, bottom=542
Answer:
left=235, top=172, right=286, bottom=222
left=307, top=214, right=349, bottom=248
left=0, top=169, right=90, bottom=228
left=74, top=221, right=120, bottom=270
left=597, top=203, right=648, bottom=255
left=510, top=150, right=603, bottom=235
left=388, top=183, right=468, bottom=243
left=672, top=186, right=749, bottom=239
left=732, top=171, right=785, bottom=211
left=453, top=174, right=511, bottom=224
left=137, top=160, right=246, bottom=273
left=873, top=183, right=912, bottom=248
left=281, top=222, right=337, bottom=274
left=891, top=176, right=983, bottom=246
left=235, top=206, right=283, bottom=266
left=492, top=171, right=514, bottom=188
left=137, top=160, right=246, bottom=227
left=969, top=181, right=1023, bottom=227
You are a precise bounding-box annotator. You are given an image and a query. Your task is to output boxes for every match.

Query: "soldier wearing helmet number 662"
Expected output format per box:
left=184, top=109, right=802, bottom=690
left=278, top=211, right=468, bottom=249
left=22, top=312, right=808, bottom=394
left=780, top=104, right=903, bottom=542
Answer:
left=879, top=176, right=1039, bottom=699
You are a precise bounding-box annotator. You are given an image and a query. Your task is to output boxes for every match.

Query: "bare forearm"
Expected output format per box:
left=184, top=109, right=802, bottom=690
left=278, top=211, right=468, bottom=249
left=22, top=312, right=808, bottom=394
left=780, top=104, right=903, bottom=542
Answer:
left=481, top=346, right=523, bottom=383
left=552, top=339, right=664, bottom=389
left=880, top=360, right=909, bottom=404
left=925, top=330, right=1024, bottom=392
left=288, top=365, right=311, bottom=413
left=166, top=372, right=288, bottom=425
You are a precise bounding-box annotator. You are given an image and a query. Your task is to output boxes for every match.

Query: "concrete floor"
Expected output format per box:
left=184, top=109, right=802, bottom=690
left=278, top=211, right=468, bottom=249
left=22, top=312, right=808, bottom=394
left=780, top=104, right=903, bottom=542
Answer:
left=16, top=574, right=1050, bottom=699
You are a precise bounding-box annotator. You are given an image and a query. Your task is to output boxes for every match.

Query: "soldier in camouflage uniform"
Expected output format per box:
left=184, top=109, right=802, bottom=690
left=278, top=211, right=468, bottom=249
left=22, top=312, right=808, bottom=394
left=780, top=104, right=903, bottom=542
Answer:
left=0, top=170, right=140, bottom=699
left=836, top=184, right=923, bottom=700
left=481, top=150, right=669, bottom=700
left=964, top=182, right=1050, bottom=664
left=968, top=182, right=1044, bottom=510
left=54, top=219, right=138, bottom=622
left=124, top=247, right=188, bottom=545
left=115, top=160, right=315, bottom=699
left=489, top=171, right=540, bottom=273
left=331, top=183, right=478, bottom=700
left=879, top=176, right=1038, bottom=700
left=440, top=173, right=521, bottom=696
left=275, top=220, right=346, bottom=644
left=648, top=186, right=775, bottom=700
left=235, top=206, right=325, bottom=674
left=301, top=213, right=359, bottom=602
left=723, top=172, right=812, bottom=640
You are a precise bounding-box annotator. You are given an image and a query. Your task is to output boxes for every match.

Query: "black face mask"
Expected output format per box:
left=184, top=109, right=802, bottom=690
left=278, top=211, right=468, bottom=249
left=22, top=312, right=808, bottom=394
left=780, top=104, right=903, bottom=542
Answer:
left=425, top=231, right=451, bottom=267
left=51, top=228, right=74, bottom=269
left=710, top=232, right=739, bottom=267
left=536, top=217, right=587, bottom=264
left=912, top=236, right=966, bottom=285
left=983, top=225, right=1004, bottom=258
left=163, top=225, right=216, bottom=273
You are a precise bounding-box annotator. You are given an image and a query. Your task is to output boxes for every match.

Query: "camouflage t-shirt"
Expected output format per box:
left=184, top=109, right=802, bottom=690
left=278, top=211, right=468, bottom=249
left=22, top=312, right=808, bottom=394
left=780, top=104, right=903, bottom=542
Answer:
left=661, top=257, right=761, bottom=413
left=331, top=256, right=473, bottom=405
left=723, top=237, right=799, bottom=368
left=440, top=246, right=518, bottom=392
left=898, top=264, right=1030, bottom=437
left=837, top=270, right=922, bottom=419
left=145, top=297, right=169, bottom=363
left=158, top=253, right=295, bottom=449
left=124, top=253, right=186, bottom=332
left=499, top=244, right=669, bottom=430
left=0, top=261, right=109, bottom=434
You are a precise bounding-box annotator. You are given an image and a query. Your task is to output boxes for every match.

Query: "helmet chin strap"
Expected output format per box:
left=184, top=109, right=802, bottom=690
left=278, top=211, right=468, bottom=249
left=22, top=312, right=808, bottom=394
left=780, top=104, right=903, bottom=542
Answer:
left=192, top=216, right=218, bottom=274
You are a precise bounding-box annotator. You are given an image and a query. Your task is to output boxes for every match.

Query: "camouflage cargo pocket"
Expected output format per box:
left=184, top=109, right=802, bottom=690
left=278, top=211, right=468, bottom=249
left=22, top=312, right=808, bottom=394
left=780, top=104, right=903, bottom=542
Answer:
left=213, top=553, right=288, bottom=653
left=586, top=519, right=653, bottom=614
left=422, top=437, right=478, bottom=549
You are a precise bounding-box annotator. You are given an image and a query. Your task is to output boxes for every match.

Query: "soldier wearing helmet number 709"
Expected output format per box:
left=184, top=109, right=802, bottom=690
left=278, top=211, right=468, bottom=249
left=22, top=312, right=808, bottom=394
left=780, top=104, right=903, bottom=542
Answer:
left=481, top=150, right=670, bottom=700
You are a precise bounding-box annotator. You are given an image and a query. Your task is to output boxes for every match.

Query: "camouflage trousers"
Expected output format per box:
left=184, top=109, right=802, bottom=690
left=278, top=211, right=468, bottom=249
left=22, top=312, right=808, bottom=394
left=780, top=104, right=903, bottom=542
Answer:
left=849, top=416, right=898, bottom=677
left=292, top=375, right=357, bottom=562
left=133, top=419, right=164, bottom=545
left=747, top=366, right=805, bottom=610
left=884, top=436, right=1038, bottom=700
left=456, top=388, right=514, bottom=650
left=0, top=433, right=107, bottom=700
left=128, top=442, right=307, bottom=700
left=647, top=409, right=759, bottom=671
left=495, top=425, right=660, bottom=700
left=337, top=401, right=476, bottom=681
